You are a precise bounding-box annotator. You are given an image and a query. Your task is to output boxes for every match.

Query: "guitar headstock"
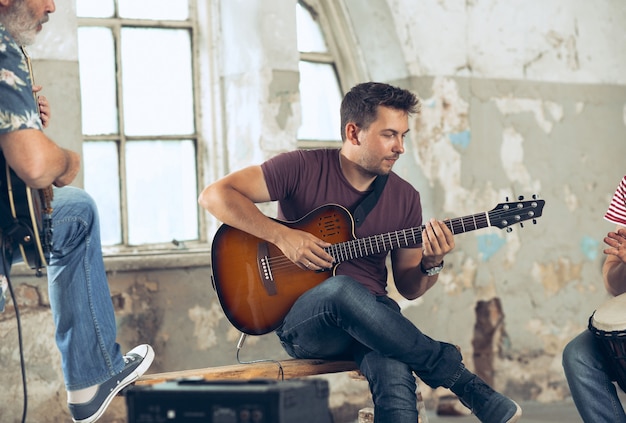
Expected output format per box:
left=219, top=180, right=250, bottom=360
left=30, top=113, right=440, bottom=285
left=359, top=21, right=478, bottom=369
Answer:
left=489, top=195, right=545, bottom=231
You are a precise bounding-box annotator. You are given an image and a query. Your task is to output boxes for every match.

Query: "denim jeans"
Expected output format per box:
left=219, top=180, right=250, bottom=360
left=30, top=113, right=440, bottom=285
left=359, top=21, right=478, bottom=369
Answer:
left=2, top=186, right=124, bottom=391
left=276, top=275, right=464, bottom=423
left=562, top=330, right=626, bottom=423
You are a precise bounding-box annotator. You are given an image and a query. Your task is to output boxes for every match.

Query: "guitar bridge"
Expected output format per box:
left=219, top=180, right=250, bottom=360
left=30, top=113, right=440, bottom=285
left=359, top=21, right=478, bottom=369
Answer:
left=257, top=242, right=277, bottom=296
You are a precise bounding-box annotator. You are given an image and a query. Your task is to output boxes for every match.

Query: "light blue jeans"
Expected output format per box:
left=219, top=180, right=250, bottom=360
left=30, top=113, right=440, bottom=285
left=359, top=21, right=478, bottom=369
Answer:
left=276, top=275, right=464, bottom=423
left=3, top=186, right=124, bottom=391
left=562, top=329, right=626, bottom=423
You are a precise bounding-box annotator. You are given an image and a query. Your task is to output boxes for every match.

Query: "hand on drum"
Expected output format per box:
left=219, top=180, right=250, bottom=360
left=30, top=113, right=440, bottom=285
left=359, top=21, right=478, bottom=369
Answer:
left=604, top=228, right=626, bottom=261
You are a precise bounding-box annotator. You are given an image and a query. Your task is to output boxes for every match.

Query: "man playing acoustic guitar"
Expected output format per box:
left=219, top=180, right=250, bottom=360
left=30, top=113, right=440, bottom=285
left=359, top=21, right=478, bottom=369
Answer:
left=199, top=82, right=522, bottom=423
left=0, top=1, right=154, bottom=422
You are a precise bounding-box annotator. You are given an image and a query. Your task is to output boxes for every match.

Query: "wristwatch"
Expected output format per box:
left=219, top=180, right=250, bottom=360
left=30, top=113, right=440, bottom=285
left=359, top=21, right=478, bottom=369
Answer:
left=420, top=261, right=444, bottom=276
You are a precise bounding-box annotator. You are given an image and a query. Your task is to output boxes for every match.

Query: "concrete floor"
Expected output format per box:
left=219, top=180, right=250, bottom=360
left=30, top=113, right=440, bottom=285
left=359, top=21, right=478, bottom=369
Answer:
left=427, top=400, right=583, bottom=423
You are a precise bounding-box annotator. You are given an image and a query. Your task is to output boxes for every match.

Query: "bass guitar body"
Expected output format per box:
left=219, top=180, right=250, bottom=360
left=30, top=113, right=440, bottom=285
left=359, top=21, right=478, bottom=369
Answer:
left=0, top=153, right=52, bottom=273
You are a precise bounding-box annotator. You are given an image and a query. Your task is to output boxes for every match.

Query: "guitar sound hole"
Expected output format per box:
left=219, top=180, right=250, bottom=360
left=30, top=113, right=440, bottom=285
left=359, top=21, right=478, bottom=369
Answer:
left=316, top=214, right=342, bottom=238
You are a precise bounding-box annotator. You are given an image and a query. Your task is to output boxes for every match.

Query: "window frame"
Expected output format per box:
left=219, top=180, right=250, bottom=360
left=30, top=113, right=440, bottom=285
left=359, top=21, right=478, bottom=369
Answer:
left=77, top=2, right=210, bottom=256
left=297, top=0, right=367, bottom=149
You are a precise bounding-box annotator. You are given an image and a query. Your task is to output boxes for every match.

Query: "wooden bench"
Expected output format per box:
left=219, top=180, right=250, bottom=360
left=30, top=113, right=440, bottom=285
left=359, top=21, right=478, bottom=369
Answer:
left=136, top=358, right=360, bottom=385
left=136, top=358, right=429, bottom=423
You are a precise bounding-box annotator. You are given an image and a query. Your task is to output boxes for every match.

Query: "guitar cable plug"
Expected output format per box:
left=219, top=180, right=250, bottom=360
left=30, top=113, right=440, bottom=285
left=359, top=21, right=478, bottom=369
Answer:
left=234, top=331, right=285, bottom=380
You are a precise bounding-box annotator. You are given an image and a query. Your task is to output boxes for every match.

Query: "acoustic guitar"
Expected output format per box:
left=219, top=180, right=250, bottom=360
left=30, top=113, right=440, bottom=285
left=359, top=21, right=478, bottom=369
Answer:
left=0, top=47, right=53, bottom=275
left=211, top=198, right=545, bottom=335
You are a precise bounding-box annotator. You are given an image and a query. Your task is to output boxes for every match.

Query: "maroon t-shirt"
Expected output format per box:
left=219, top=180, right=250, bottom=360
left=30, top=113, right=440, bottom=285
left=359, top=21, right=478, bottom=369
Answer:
left=261, top=148, right=423, bottom=295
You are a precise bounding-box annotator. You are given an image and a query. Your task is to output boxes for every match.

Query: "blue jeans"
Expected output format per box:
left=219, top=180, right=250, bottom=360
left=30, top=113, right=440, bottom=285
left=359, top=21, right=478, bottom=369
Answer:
left=2, top=187, right=124, bottom=391
left=562, top=330, right=626, bottom=423
left=276, top=275, right=464, bottom=423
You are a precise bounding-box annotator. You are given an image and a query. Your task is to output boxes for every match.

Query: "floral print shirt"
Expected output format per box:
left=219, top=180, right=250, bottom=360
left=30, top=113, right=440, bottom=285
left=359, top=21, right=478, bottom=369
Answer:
left=0, top=23, right=42, bottom=135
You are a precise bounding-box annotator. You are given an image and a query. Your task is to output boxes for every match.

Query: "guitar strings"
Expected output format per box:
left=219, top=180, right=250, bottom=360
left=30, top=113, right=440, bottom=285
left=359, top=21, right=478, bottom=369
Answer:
left=261, top=202, right=542, bottom=273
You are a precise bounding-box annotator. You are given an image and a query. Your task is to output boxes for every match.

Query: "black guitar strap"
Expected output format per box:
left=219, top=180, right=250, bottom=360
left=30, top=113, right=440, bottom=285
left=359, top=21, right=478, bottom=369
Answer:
left=352, top=175, right=388, bottom=227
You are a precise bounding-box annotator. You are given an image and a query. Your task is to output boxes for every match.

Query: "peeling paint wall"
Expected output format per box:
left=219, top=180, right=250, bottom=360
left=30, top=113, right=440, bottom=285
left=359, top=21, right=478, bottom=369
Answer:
left=400, top=74, right=626, bottom=402
left=385, top=0, right=626, bottom=406
left=1, top=0, right=626, bottom=421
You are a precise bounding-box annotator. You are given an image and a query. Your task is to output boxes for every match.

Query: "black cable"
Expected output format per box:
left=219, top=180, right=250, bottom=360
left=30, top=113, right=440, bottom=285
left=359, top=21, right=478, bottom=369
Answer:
left=2, top=241, right=27, bottom=423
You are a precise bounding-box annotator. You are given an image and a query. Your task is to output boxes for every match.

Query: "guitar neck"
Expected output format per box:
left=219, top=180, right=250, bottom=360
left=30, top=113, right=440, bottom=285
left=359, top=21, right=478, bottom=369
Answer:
left=20, top=46, right=53, bottom=212
left=20, top=46, right=37, bottom=102
left=326, top=211, right=490, bottom=264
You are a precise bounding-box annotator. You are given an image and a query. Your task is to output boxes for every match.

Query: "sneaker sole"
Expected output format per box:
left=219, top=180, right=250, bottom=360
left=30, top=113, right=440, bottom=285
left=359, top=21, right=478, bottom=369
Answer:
left=506, top=401, right=522, bottom=423
left=72, top=345, right=155, bottom=423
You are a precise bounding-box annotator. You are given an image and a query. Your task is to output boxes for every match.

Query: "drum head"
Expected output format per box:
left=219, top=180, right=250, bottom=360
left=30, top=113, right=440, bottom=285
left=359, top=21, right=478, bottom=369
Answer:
left=592, top=293, right=626, bottom=332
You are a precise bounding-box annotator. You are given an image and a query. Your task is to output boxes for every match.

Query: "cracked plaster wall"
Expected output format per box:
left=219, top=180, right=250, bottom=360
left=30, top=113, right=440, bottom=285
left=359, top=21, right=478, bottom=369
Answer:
left=384, top=0, right=626, bottom=404
left=2, top=0, right=626, bottom=421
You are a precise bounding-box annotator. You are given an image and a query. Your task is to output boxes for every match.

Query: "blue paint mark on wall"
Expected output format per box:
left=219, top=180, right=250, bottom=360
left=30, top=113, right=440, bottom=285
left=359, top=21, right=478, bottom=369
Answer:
left=477, top=233, right=506, bottom=261
left=580, top=236, right=599, bottom=261
left=448, top=130, right=471, bottom=149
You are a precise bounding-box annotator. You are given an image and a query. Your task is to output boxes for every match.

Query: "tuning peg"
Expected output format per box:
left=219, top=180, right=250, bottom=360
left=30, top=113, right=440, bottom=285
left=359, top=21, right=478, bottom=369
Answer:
left=505, top=196, right=509, bottom=201
left=506, top=227, right=512, bottom=233
left=518, top=195, right=524, bottom=200
left=532, top=194, right=537, bottom=199
left=520, top=223, right=524, bottom=228
left=533, top=219, right=537, bottom=224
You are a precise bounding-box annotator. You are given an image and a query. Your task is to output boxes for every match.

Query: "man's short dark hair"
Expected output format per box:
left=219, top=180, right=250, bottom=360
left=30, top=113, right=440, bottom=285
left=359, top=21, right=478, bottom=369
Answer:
left=340, top=82, right=420, bottom=141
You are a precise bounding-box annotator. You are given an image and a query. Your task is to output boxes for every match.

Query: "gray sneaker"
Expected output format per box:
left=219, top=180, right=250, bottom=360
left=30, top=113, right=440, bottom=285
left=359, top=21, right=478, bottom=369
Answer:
left=68, top=344, right=155, bottom=423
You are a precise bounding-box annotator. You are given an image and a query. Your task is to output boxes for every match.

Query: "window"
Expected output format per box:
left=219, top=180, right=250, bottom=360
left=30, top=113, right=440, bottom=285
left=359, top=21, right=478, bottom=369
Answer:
left=297, top=0, right=359, bottom=148
left=77, top=0, right=201, bottom=249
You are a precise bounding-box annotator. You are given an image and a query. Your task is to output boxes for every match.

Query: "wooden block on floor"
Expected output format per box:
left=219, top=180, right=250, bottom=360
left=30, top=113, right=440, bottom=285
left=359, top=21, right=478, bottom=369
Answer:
left=358, top=407, right=374, bottom=423
left=357, top=386, right=429, bottom=423
left=437, top=394, right=471, bottom=416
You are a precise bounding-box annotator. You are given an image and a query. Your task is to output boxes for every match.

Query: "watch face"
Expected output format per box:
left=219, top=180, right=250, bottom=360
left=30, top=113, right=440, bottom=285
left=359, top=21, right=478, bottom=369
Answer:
left=425, top=263, right=444, bottom=275
left=421, top=261, right=444, bottom=275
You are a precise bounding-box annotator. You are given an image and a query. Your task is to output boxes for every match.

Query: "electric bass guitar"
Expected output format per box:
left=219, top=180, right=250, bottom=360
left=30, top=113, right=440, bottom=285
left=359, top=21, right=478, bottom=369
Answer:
left=211, top=198, right=545, bottom=335
left=0, top=46, right=53, bottom=275
left=0, top=154, right=53, bottom=275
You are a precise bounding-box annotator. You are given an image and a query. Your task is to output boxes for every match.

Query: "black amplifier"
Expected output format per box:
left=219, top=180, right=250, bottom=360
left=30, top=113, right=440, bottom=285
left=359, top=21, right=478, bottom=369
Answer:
left=125, top=378, right=332, bottom=423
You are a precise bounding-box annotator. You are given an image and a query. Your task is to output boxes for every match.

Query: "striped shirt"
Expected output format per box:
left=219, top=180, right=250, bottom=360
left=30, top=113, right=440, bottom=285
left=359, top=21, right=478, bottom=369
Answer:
left=604, top=176, right=626, bottom=226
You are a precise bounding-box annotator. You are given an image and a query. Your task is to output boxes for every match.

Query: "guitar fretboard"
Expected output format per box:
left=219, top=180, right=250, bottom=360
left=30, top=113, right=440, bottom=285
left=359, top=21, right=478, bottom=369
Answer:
left=326, top=212, right=489, bottom=264
left=324, top=198, right=544, bottom=264
left=21, top=46, right=53, bottom=213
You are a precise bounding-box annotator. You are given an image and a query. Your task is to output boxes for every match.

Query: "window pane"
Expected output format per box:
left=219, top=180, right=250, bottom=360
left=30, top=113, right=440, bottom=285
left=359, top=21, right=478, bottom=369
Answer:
left=76, top=0, right=114, bottom=18
left=119, top=0, right=189, bottom=20
left=298, top=61, right=342, bottom=141
left=78, top=27, right=118, bottom=135
left=296, top=2, right=327, bottom=53
left=83, top=141, right=122, bottom=245
left=121, top=28, right=194, bottom=136
left=126, top=140, right=198, bottom=245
